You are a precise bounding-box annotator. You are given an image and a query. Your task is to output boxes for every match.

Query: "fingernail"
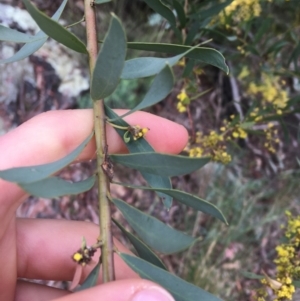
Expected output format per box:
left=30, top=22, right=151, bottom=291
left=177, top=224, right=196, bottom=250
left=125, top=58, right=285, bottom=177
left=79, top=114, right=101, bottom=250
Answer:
left=130, top=287, right=175, bottom=301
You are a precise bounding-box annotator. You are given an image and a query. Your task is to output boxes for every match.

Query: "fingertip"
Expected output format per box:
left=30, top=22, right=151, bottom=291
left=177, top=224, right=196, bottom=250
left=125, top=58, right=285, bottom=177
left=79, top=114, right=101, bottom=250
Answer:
left=130, top=285, right=175, bottom=301
left=146, top=121, right=188, bottom=154
left=110, top=110, right=189, bottom=154
left=53, top=279, right=174, bottom=301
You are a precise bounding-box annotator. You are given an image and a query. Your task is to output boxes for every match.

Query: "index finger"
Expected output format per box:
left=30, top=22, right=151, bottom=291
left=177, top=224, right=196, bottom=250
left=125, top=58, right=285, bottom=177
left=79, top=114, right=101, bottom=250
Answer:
left=0, top=109, right=188, bottom=218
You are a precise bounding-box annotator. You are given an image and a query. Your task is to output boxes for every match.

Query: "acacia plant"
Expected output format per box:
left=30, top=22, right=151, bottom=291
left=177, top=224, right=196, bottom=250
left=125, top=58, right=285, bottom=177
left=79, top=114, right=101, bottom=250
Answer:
left=0, top=0, right=229, bottom=300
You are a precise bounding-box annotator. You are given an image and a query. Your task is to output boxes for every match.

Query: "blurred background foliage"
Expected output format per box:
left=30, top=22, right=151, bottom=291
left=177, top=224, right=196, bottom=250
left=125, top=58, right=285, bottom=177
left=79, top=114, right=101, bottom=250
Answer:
left=1, top=0, right=300, bottom=300
left=98, top=1, right=300, bottom=299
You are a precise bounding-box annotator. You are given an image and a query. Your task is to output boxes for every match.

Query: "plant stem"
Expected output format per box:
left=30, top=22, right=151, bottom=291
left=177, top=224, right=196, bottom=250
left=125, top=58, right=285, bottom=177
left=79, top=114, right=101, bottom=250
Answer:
left=84, top=0, right=115, bottom=282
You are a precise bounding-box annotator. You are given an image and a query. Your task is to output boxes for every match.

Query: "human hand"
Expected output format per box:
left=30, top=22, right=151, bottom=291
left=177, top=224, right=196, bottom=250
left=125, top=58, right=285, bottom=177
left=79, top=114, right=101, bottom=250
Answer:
left=0, top=109, right=188, bottom=301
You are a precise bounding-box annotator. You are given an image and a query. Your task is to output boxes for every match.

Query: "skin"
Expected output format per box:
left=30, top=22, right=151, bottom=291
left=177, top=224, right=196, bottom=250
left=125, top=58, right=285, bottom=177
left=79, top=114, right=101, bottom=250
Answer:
left=0, top=109, right=188, bottom=301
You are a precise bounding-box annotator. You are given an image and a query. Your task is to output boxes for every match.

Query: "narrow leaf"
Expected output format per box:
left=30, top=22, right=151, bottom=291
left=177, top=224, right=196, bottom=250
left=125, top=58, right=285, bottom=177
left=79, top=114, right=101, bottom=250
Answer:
left=121, top=48, right=194, bottom=79
left=113, top=218, right=166, bottom=270
left=241, top=271, right=263, bottom=280
left=91, top=14, right=126, bottom=100
left=113, top=198, right=195, bottom=254
left=142, top=172, right=172, bottom=208
left=201, top=28, right=237, bottom=41
left=122, top=44, right=229, bottom=77
left=172, top=0, right=187, bottom=28
left=94, top=0, right=111, bottom=3
left=196, top=0, right=232, bottom=21
left=0, top=25, right=42, bottom=43
left=183, top=59, right=196, bottom=77
left=254, top=18, right=272, bottom=43
left=185, top=20, right=200, bottom=45
left=264, top=40, right=289, bottom=57
left=122, top=57, right=170, bottom=79
left=111, top=153, right=210, bottom=177
left=23, top=0, right=87, bottom=53
left=287, top=95, right=300, bottom=107
left=293, top=280, right=300, bottom=289
left=113, top=182, right=227, bottom=224
left=143, top=0, right=176, bottom=27
left=0, top=0, right=68, bottom=64
left=114, top=64, right=174, bottom=120
left=121, top=254, right=223, bottom=301
left=105, top=105, right=172, bottom=207
left=76, top=262, right=101, bottom=291
left=288, top=41, right=300, bottom=67
left=0, top=132, right=93, bottom=184
left=20, top=176, right=95, bottom=198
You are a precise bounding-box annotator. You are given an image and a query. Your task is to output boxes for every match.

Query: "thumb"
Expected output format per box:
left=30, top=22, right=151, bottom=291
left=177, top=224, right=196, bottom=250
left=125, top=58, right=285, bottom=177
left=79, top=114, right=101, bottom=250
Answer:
left=49, top=279, right=175, bottom=301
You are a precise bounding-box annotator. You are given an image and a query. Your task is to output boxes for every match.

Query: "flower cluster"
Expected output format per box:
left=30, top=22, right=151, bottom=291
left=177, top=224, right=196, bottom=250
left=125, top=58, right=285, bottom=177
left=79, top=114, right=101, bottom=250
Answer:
left=125, top=125, right=149, bottom=142
left=256, top=211, right=300, bottom=300
left=187, top=118, right=251, bottom=164
left=184, top=108, right=283, bottom=163
left=186, top=115, right=254, bottom=164
left=219, top=0, right=262, bottom=24
left=249, top=107, right=263, bottom=122
left=235, top=70, right=286, bottom=153
left=230, top=127, right=247, bottom=139
left=72, top=245, right=97, bottom=266
left=107, top=121, right=149, bottom=143
left=247, top=73, right=288, bottom=115
left=188, top=130, right=232, bottom=164
left=176, top=89, right=190, bottom=113
left=220, top=116, right=248, bottom=141
left=264, top=123, right=280, bottom=153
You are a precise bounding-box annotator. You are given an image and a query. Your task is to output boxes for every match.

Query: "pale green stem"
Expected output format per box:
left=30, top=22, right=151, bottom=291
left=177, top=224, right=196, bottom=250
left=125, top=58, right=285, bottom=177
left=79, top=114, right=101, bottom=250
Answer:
left=84, top=0, right=115, bottom=282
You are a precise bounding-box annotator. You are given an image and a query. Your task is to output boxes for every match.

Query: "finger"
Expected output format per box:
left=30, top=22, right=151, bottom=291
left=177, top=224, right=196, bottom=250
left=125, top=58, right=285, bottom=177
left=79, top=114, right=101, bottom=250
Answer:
left=17, top=219, right=137, bottom=281
left=0, top=109, right=188, bottom=216
left=15, top=281, right=69, bottom=301
left=15, top=279, right=175, bottom=301
left=53, top=279, right=175, bottom=301
left=0, top=109, right=187, bottom=169
left=1, top=219, right=17, bottom=301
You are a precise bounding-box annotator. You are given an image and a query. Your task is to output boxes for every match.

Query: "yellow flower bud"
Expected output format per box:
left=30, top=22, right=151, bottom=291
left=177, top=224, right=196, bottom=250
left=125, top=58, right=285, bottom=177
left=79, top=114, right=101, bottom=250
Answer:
left=73, top=252, right=83, bottom=262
